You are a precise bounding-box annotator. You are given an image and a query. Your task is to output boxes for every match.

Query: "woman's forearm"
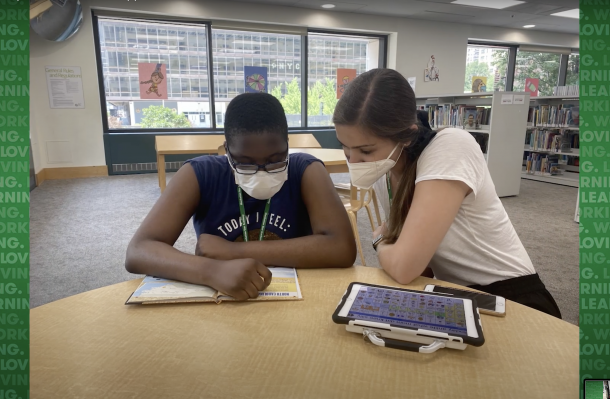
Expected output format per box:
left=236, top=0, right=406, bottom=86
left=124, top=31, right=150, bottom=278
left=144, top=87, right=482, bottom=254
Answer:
left=125, top=239, right=220, bottom=286
left=376, top=243, right=423, bottom=285
left=233, top=234, right=356, bottom=269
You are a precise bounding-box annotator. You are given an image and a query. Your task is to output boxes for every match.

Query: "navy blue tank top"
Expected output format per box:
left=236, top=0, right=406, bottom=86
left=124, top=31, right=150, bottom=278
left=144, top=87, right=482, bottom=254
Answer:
left=184, top=153, right=322, bottom=242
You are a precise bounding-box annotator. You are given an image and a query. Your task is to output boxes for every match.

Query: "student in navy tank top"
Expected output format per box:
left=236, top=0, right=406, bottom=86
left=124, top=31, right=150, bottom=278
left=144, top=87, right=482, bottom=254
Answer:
left=125, top=93, right=356, bottom=300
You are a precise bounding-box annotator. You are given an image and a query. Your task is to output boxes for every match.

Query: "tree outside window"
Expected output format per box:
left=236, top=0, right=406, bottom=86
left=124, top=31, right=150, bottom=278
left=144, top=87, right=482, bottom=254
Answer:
left=566, top=53, right=579, bottom=86
left=512, top=51, right=561, bottom=96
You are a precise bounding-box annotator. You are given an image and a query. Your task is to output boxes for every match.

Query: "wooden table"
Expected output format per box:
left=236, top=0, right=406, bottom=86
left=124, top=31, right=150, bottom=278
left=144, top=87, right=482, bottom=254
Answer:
left=289, top=148, right=347, bottom=174
left=31, top=266, right=577, bottom=398
left=155, top=134, right=323, bottom=192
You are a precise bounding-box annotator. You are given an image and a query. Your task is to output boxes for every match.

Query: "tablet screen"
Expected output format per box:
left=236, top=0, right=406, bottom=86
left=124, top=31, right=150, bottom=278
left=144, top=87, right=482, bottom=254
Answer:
left=346, top=286, right=468, bottom=335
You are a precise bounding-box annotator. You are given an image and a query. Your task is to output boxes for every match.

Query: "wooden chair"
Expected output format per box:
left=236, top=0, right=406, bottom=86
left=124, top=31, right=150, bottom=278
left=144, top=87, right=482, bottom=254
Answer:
left=335, top=184, right=381, bottom=266
left=335, top=183, right=382, bottom=232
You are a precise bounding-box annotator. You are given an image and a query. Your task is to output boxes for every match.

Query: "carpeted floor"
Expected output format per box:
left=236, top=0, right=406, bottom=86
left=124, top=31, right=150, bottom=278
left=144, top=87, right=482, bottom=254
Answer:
left=30, top=172, right=579, bottom=325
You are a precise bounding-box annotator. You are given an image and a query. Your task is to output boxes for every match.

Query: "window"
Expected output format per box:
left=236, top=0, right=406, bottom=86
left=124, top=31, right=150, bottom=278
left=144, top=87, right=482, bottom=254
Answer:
left=211, top=29, right=302, bottom=128
left=566, top=53, right=579, bottom=86
left=95, top=16, right=387, bottom=131
left=513, top=50, right=561, bottom=97
left=97, top=18, right=212, bottom=129
left=464, top=44, right=509, bottom=93
left=307, top=33, right=381, bottom=127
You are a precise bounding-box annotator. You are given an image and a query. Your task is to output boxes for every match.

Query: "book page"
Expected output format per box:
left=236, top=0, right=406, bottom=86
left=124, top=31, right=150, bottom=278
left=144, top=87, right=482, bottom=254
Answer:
left=126, top=276, right=218, bottom=304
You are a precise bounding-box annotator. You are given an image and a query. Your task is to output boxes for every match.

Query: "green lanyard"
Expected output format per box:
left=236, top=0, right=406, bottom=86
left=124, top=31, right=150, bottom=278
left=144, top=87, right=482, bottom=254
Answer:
left=237, top=186, right=271, bottom=242
left=386, top=172, right=393, bottom=208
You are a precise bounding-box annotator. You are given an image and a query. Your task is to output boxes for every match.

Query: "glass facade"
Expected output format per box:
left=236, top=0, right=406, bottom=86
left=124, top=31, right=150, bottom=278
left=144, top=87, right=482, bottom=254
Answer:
left=513, top=50, right=561, bottom=97
left=565, top=53, right=579, bottom=86
left=464, top=45, right=509, bottom=93
left=97, top=18, right=378, bottom=129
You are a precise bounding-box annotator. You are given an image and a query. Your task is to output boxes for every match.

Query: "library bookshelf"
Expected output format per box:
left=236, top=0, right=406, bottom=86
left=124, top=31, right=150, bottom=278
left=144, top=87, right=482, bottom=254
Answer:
left=523, top=95, right=579, bottom=188
left=416, top=91, right=530, bottom=197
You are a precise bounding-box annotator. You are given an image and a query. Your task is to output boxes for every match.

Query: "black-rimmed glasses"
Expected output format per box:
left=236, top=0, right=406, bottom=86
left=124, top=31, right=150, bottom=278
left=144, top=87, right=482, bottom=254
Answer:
left=225, top=144, right=289, bottom=175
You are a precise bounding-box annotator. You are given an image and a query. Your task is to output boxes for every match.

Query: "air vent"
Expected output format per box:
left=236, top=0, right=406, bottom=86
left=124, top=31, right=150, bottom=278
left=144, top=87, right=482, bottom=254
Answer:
left=112, top=162, right=185, bottom=174
left=50, top=0, right=67, bottom=6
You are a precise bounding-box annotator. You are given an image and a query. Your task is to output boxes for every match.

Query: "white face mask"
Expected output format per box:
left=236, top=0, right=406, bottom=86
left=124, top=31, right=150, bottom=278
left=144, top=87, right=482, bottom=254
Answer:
left=347, top=144, right=403, bottom=189
left=228, top=156, right=289, bottom=200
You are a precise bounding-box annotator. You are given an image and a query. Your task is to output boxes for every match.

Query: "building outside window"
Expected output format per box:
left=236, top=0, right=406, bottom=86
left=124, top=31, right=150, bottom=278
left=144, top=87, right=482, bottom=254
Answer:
left=464, top=44, right=509, bottom=93
left=307, top=33, right=378, bottom=127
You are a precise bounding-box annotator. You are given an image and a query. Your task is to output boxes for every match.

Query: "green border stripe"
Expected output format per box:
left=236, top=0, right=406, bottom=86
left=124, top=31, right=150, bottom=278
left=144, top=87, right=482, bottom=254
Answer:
left=0, top=2, right=30, bottom=399
left=580, top=1, right=610, bottom=398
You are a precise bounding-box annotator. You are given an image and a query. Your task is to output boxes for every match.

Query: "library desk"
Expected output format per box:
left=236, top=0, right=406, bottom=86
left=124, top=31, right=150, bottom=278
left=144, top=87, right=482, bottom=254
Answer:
left=155, top=134, right=323, bottom=192
left=30, top=266, right=577, bottom=398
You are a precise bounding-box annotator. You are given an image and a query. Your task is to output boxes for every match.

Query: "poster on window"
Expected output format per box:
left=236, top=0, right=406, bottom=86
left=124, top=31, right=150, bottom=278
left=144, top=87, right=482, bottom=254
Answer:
left=244, top=66, right=268, bottom=93
left=336, top=69, right=357, bottom=99
left=138, top=63, right=168, bottom=100
left=525, top=78, right=539, bottom=97
left=471, top=76, right=488, bottom=92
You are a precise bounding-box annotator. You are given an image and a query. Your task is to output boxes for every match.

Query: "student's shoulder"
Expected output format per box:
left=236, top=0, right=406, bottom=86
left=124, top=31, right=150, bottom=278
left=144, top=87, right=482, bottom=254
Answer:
left=184, top=155, right=229, bottom=169
left=288, top=152, right=325, bottom=180
left=183, top=155, right=231, bottom=180
left=289, top=152, right=324, bottom=168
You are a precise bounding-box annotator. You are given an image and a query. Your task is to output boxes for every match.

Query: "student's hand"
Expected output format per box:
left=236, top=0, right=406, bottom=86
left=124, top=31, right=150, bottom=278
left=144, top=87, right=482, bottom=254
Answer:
left=196, top=234, right=238, bottom=260
left=209, top=258, right=272, bottom=301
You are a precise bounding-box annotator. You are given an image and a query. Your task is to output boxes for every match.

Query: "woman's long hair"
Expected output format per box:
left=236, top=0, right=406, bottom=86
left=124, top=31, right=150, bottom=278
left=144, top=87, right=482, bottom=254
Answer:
left=333, top=68, right=436, bottom=244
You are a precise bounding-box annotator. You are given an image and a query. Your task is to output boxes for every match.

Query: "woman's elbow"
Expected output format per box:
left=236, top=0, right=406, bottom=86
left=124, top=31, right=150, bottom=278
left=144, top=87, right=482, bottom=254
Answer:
left=379, top=252, right=418, bottom=285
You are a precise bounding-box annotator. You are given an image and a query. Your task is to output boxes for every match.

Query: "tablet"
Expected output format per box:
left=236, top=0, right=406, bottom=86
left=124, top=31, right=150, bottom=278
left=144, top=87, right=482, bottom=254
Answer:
left=332, top=282, right=485, bottom=350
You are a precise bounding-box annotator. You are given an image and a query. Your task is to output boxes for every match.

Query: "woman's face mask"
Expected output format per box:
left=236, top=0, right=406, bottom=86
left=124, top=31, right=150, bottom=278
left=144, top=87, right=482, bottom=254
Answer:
left=346, top=143, right=403, bottom=189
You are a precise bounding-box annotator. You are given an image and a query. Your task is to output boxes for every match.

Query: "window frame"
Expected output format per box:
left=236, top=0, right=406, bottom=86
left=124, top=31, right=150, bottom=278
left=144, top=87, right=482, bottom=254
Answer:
left=466, top=41, right=518, bottom=92
left=93, top=14, right=388, bottom=134
left=467, top=40, right=575, bottom=94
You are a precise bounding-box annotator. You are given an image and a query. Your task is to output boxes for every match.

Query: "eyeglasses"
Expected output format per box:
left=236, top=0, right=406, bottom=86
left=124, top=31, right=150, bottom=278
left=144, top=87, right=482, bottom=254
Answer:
left=225, top=144, right=289, bottom=175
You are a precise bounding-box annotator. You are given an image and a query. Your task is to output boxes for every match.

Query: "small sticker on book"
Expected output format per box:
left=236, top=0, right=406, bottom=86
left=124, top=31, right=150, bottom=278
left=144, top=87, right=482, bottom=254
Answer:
left=260, top=292, right=292, bottom=296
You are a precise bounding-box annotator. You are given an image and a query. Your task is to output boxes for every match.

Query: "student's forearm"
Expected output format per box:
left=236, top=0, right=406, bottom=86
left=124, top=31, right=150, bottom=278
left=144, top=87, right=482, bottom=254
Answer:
left=125, top=240, right=220, bottom=286
left=232, top=235, right=355, bottom=268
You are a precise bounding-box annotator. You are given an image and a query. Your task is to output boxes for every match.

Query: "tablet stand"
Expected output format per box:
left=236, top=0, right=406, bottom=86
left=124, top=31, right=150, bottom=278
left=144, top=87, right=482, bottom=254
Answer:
left=363, top=329, right=446, bottom=354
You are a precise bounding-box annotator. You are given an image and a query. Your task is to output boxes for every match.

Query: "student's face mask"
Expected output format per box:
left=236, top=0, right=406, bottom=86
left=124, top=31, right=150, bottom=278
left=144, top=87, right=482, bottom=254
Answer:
left=347, top=143, right=403, bottom=189
left=227, top=150, right=290, bottom=200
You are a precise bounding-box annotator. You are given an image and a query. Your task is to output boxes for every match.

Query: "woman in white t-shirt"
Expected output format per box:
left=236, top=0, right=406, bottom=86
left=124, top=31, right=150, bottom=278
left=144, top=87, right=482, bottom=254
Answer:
left=334, top=68, right=561, bottom=318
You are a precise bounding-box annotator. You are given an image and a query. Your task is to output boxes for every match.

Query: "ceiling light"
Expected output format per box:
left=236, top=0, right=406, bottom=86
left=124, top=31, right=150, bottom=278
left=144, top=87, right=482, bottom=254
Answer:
left=523, top=25, right=535, bottom=28
left=550, top=9, right=579, bottom=19
left=451, top=0, right=525, bottom=9
left=321, top=4, right=336, bottom=8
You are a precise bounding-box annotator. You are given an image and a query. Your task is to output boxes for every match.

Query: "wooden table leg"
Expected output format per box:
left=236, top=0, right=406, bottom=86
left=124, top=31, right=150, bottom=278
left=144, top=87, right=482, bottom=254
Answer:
left=157, top=154, right=166, bottom=193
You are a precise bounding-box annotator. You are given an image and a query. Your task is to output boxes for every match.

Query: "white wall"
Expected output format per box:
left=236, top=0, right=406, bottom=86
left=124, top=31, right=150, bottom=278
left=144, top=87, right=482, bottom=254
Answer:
left=30, top=0, right=579, bottom=172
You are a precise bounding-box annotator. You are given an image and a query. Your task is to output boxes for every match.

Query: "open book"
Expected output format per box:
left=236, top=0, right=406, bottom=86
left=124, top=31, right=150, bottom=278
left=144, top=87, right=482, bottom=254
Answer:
left=125, top=267, right=302, bottom=305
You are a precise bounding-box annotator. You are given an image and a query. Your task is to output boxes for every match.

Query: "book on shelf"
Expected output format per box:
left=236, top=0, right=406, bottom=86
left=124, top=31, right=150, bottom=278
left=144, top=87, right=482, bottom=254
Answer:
left=125, top=267, right=303, bottom=305
left=525, top=129, right=579, bottom=153
left=525, top=153, right=563, bottom=176
left=552, top=85, right=579, bottom=97
left=527, top=104, right=579, bottom=127
left=418, top=104, right=491, bottom=128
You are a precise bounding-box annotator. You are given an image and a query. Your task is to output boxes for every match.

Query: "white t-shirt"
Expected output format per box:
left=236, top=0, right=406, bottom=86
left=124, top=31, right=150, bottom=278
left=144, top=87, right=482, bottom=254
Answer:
left=373, top=128, right=535, bottom=287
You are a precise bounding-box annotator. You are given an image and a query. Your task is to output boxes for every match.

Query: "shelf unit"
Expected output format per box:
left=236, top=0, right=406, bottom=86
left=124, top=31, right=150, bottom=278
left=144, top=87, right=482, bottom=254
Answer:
left=416, top=91, right=530, bottom=197
left=522, top=96, right=579, bottom=188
